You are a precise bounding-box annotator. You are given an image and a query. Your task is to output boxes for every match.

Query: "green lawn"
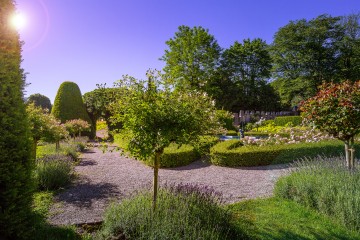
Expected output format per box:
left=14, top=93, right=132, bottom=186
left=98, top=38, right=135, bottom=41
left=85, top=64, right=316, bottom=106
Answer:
left=227, top=197, right=360, bottom=240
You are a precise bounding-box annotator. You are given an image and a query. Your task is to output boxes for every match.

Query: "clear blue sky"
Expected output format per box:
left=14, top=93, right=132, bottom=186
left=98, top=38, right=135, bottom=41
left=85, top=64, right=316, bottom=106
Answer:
left=15, top=0, right=360, bottom=103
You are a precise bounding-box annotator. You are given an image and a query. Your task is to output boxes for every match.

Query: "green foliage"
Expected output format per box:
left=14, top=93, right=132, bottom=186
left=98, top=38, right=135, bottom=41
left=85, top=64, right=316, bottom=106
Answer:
left=96, top=120, right=107, bottom=131
left=228, top=197, right=360, bottom=239
left=83, top=86, right=123, bottom=139
left=112, top=70, right=221, bottom=160
left=220, top=39, right=279, bottom=111
left=65, top=118, right=91, bottom=138
left=226, top=130, right=238, bottom=136
left=37, top=142, right=81, bottom=161
left=301, top=80, right=360, bottom=168
left=0, top=1, right=34, bottom=238
left=115, top=133, right=218, bottom=167
left=216, top=110, right=235, bottom=130
left=210, top=140, right=359, bottom=167
left=27, top=93, right=52, bottom=112
left=96, top=184, right=238, bottom=240
left=35, top=154, right=74, bottom=190
left=270, top=14, right=342, bottom=106
left=274, top=116, right=302, bottom=126
left=275, top=156, right=360, bottom=232
left=51, top=81, right=92, bottom=125
left=301, top=80, right=360, bottom=142
left=146, top=143, right=198, bottom=168
left=161, top=25, right=221, bottom=91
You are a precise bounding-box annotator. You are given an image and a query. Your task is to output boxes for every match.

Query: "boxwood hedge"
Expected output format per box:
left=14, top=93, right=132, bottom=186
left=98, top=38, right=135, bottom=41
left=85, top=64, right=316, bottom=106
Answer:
left=114, top=132, right=219, bottom=168
left=210, top=140, right=360, bottom=167
left=274, top=116, right=302, bottom=126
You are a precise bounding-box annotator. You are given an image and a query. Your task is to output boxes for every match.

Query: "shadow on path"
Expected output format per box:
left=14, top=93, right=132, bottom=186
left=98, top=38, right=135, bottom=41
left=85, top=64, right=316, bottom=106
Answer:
left=56, top=181, right=122, bottom=208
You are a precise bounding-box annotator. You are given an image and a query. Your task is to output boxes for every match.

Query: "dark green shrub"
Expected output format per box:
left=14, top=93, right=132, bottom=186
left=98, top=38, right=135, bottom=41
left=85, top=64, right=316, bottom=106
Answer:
left=146, top=143, right=199, bottom=168
left=226, top=130, right=238, bottom=136
left=274, top=116, right=302, bottom=126
left=35, top=154, right=73, bottom=190
left=97, top=184, right=239, bottom=240
left=193, top=135, right=220, bottom=156
left=275, top=156, right=360, bottom=232
left=210, top=140, right=359, bottom=167
left=51, top=81, right=92, bottom=127
left=0, top=1, right=35, bottom=238
left=27, top=93, right=52, bottom=112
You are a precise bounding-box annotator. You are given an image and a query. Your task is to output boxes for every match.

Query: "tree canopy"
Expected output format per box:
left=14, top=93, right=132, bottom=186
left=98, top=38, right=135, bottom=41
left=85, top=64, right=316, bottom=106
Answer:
left=111, top=70, right=221, bottom=210
left=27, top=93, right=52, bottom=112
left=301, top=80, right=360, bottom=169
left=160, top=25, right=221, bottom=91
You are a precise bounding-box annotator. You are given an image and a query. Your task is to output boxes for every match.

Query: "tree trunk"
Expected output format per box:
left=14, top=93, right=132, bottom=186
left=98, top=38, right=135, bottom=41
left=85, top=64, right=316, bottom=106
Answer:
left=152, top=149, right=162, bottom=212
left=350, top=137, right=355, bottom=169
left=32, top=139, right=38, bottom=160
left=345, top=140, right=351, bottom=169
left=56, top=141, right=60, bottom=151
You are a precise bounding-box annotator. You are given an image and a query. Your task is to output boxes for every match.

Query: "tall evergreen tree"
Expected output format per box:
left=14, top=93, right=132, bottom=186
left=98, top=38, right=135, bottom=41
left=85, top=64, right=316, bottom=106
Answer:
left=0, top=1, right=34, bottom=238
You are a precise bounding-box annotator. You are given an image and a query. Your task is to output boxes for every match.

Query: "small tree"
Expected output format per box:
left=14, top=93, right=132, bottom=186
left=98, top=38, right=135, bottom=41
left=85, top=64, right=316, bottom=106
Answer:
left=112, top=71, right=221, bottom=210
left=65, top=119, right=91, bottom=139
left=26, top=103, right=68, bottom=157
left=301, top=80, right=360, bottom=169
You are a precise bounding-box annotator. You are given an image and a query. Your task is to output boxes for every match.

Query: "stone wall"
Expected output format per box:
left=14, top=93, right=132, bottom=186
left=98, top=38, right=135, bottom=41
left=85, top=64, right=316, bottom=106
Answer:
left=233, top=110, right=293, bottom=126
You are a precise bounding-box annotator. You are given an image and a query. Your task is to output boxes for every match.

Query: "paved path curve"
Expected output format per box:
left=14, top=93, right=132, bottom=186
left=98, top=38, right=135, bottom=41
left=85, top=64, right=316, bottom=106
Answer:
left=49, top=145, right=290, bottom=225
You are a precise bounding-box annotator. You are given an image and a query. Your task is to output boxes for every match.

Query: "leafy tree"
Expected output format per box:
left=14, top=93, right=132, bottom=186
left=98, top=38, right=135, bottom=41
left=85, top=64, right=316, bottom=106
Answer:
left=160, top=25, right=221, bottom=91
left=65, top=119, right=90, bottom=138
left=271, top=14, right=344, bottom=108
left=220, top=39, right=278, bottom=111
left=83, top=85, right=123, bottom=139
left=27, top=103, right=68, bottom=156
left=301, top=80, right=360, bottom=169
left=337, top=13, right=360, bottom=82
left=112, top=71, right=221, bottom=210
left=27, top=93, right=52, bottom=111
left=0, top=1, right=34, bottom=238
left=51, top=81, right=92, bottom=131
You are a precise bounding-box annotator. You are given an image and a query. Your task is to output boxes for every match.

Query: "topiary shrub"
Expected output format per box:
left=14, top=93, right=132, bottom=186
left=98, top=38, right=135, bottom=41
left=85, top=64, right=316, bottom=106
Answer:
left=210, top=140, right=360, bottom=167
left=274, top=116, right=302, bottom=126
left=0, top=1, right=34, bottom=238
left=27, top=93, right=52, bottom=112
left=51, top=81, right=92, bottom=127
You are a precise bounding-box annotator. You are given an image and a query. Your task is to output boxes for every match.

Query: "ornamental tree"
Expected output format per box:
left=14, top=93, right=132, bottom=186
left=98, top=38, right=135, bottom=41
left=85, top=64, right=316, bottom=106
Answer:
left=26, top=103, right=68, bottom=157
left=301, top=80, right=360, bottom=169
left=112, top=70, right=221, bottom=210
left=65, top=119, right=91, bottom=138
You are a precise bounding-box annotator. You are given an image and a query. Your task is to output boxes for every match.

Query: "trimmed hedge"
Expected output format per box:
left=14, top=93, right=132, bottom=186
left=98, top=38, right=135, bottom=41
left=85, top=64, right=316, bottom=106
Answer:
left=51, top=81, right=91, bottom=124
left=146, top=143, right=199, bottom=168
left=210, top=140, right=360, bottom=167
left=274, top=116, right=302, bottom=126
left=114, top=133, right=219, bottom=168
left=0, top=2, right=34, bottom=239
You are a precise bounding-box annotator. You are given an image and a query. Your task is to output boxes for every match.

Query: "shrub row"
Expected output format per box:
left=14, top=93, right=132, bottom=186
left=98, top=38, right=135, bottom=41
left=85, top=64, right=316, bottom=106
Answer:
left=210, top=140, right=360, bottom=167
left=275, top=156, right=360, bottom=232
left=114, top=132, right=219, bottom=168
left=274, top=116, right=302, bottom=126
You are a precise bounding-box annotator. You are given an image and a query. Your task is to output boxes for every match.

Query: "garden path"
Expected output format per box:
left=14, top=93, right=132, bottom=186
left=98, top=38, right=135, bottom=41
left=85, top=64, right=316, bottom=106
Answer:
left=49, top=144, right=290, bottom=226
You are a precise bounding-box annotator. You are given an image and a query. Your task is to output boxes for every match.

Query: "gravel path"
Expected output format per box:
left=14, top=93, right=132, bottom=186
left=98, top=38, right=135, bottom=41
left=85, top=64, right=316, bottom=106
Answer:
left=49, top=145, right=290, bottom=226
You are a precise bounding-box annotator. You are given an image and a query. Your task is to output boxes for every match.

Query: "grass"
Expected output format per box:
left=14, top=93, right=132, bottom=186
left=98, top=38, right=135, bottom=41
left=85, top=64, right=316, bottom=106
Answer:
left=228, top=197, right=360, bottom=240
left=275, top=156, right=360, bottom=232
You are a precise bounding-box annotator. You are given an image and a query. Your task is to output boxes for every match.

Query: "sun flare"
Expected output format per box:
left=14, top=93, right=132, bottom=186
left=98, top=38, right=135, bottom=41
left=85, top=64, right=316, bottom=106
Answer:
left=10, top=12, right=27, bottom=30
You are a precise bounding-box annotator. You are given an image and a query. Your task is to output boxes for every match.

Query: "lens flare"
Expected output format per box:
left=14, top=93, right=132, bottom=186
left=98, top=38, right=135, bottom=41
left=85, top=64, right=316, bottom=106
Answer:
left=10, top=12, right=27, bottom=30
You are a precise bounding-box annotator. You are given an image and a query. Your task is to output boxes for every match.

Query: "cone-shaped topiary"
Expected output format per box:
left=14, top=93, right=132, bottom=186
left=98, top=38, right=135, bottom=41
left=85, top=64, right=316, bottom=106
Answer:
left=0, top=1, right=34, bottom=239
left=51, top=81, right=92, bottom=126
